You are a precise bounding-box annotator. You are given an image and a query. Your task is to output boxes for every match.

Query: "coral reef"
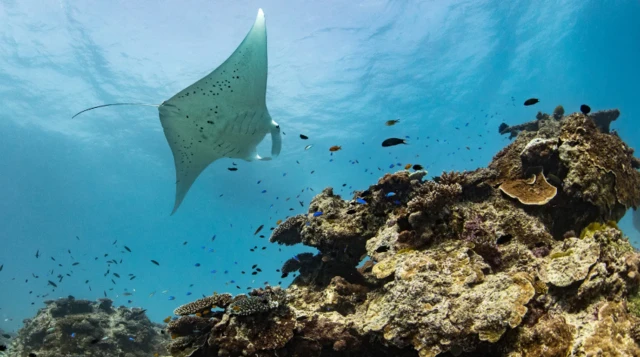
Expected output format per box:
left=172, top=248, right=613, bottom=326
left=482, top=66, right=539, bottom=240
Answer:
left=7, top=296, right=169, bottom=357
left=167, top=108, right=640, bottom=357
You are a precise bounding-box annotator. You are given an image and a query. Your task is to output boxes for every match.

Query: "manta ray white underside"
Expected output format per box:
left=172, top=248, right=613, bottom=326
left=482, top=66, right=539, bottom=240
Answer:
left=74, top=9, right=281, bottom=214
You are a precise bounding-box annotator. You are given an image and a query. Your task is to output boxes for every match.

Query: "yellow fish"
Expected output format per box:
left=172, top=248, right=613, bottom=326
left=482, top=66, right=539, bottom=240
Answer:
left=163, top=316, right=171, bottom=323
left=276, top=219, right=282, bottom=225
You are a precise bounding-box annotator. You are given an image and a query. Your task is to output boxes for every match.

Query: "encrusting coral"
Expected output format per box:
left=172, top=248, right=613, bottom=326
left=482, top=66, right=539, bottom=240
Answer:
left=167, top=108, right=640, bottom=357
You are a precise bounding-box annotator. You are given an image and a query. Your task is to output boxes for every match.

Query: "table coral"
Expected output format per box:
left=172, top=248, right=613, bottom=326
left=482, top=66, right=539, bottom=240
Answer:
left=167, top=108, right=640, bottom=357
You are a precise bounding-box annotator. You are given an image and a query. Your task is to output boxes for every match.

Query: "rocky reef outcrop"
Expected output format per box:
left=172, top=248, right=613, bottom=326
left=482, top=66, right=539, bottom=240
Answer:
left=6, top=296, right=169, bottom=357
left=167, top=109, right=640, bottom=356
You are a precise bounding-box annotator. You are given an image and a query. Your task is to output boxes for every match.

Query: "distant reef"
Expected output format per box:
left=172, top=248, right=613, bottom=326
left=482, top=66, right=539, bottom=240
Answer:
left=4, top=296, right=169, bottom=357
left=165, top=108, right=640, bottom=357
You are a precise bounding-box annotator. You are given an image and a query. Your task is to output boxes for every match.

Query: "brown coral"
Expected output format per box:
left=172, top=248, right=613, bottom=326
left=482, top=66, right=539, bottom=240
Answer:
left=173, top=293, right=232, bottom=316
left=553, top=105, right=565, bottom=120
left=499, top=172, right=557, bottom=205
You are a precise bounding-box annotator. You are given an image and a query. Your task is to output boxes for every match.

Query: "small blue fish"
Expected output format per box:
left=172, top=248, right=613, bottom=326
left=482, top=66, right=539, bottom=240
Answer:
left=356, top=198, right=367, bottom=204
left=186, top=292, right=192, bottom=296
left=211, top=235, right=216, bottom=241
left=128, top=337, right=134, bottom=341
left=329, top=159, right=334, bottom=162
left=386, top=192, right=396, bottom=197
left=293, top=254, right=300, bottom=262
left=211, top=270, right=217, bottom=274
left=224, top=270, right=229, bottom=274
left=261, top=190, right=267, bottom=193
left=230, top=280, right=235, bottom=283
left=194, top=263, right=200, bottom=267
left=389, top=164, right=394, bottom=168
left=393, top=200, right=401, bottom=205
left=283, top=173, right=287, bottom=176
left=313, top=211, right=323, bottom=217
left=208, top=248, right=214, bottom=253
left=168, top=296, right=175, bottom=301
left=71, top=332, right=76, bottom=338
left=257, top=180, right=261, bottom=184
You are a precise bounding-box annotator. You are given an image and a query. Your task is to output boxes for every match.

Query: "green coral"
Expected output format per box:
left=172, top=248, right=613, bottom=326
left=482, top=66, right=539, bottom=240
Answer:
left=549, top=249, right=574, bottom=259
left=628, top=293, right=640, bottom=317
left=396, top=248, right=415, bottom=255
left=579, top=221, right=619, bottom=239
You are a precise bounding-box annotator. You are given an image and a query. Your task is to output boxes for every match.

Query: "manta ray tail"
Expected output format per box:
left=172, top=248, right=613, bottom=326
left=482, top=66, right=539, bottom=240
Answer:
left=72, top=103, right=161, bottom=118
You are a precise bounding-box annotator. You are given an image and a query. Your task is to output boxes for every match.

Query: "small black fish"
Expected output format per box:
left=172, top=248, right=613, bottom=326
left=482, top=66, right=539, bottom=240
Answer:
left=580, top=104, right=591, bottom=114
left=0, top=344, right=7, bottom=351
left=124, top=246, right=131, bottom=252
left=254, top=224, right=264, bottom=235
left=47, top=280, right=58, bottom=288
left=90, top=338, right=100, bottom=344
left=151, top=260, right=160, bottom=266
left=29, top=353, right=37, bottom=357
left=299, top=134, right=309, bottom=140
left=346, top=209, right=356, bottom=215
left=498, top=123, right=509, bottom=133
left=72, top=262, right=79, bottom=266
left=227, top=167, right=238, bottom=171
left=0, top=264, right=3, bottom=272
left=35, top=250, right=39, bottom=258
left=385, top=119, right=400, bottom=126
left=381, top=138, right=407, bottom=147
left=413, top=164, right=424, bottom=170
left=524, top=98, right=539, bottom=106
left=113, top=273, right=120, bottom=278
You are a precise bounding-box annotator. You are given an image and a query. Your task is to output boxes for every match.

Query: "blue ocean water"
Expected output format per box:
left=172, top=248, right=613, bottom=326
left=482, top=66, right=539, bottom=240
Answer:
left=0, top=0, right=639, bottom=333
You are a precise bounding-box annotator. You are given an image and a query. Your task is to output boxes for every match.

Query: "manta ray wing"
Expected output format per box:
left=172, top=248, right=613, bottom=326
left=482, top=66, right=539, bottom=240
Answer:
left=159, top=9, right=278, bottom=214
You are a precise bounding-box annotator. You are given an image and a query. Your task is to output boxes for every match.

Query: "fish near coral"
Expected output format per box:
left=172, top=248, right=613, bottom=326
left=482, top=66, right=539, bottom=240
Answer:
left=329, top=145, right=342, bottom=152
left=524, top=98, right=539, bottom=106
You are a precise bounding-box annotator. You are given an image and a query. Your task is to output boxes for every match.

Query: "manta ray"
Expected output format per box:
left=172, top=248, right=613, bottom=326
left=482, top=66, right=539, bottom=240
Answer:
left=73, top=9, right=281, bottom=214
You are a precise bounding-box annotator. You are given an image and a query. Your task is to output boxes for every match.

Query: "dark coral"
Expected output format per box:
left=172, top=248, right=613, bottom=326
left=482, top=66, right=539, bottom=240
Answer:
left=10, top=297, right=168, bottom=357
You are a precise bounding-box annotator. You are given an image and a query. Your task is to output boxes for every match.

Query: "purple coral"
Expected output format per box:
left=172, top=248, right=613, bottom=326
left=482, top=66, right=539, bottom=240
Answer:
left=462, top=214, right=502, bottom=268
